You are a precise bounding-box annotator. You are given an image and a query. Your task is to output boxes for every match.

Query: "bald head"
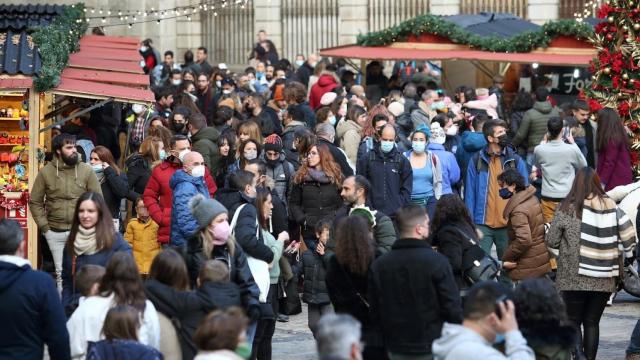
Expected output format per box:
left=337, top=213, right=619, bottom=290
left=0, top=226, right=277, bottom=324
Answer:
left=380, top=124, right=396, bottom=141
left=183, top=151, right=204, bottom=172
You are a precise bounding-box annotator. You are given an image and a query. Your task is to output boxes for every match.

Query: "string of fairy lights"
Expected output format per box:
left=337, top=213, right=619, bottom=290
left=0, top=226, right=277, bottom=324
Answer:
left=574, top=0, right=605, bottom=22
left=78, top=0, right=251, bottom=28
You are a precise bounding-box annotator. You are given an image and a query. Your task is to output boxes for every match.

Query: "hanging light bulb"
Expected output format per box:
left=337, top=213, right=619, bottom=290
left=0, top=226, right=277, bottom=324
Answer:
left=128, top=23, right=133, bottom=28
left=532, top=62, right=539, bottom=69
left=101, top=17, right=106, bottom=23
left=573, top=68, right=580, bottom=78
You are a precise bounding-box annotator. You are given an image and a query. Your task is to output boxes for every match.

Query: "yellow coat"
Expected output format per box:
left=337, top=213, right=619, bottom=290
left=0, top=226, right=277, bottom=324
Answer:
left=124, top=218, right=161, bottom=274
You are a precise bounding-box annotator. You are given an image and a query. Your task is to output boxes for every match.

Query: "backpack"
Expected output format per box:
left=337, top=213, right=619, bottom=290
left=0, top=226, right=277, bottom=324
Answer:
left=367, top=150, right=404, bottom=175
left=474, top=151, right=520, bottom=174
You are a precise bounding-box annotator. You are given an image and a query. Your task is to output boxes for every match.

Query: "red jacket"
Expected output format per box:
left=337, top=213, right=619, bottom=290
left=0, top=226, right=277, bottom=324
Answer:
left=143, top=160, right=217, bottom=244
left=309, top=74, right=338, bottom=110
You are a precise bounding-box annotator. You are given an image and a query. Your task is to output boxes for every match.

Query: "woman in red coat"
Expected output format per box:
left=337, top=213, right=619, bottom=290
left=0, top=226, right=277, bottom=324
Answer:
left=596, top=108, right=633, bottom=191
left=309, top=73, right=339, bottom=110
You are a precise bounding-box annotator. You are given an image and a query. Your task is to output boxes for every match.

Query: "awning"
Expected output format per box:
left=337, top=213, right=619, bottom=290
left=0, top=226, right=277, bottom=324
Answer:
left=52, top=35, right=154, bottom=104
left=0, top=77, right=33, bottom=89
left=320, top=39, right=596, bottom=66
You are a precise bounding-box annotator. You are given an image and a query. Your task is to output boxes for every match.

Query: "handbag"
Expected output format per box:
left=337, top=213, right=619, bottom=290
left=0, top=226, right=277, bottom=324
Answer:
left=452, top=227, right=500, bottom=284
left=621, top=265, right=640, bottom=297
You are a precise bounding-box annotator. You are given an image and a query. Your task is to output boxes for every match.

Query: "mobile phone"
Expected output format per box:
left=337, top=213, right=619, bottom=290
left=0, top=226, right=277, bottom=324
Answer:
left=494, top=294, right=508, bottom=319
left=561, top=126, right=571, bottom=141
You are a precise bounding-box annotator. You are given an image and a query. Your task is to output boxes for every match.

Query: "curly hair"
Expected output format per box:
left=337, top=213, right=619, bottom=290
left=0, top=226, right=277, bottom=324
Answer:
left=431, top=194, right=474, bottom=234
left=512, top=278, right=571, bottom=329
left=511, top=89, right=534, bottom=112
left=334, top=216, right=375, bottom=276
left=293, top=143, right=343, bottom=188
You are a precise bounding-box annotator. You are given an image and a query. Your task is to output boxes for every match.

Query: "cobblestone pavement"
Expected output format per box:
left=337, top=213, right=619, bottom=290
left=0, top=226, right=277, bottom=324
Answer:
left=274, top=292, right=640, bottom=360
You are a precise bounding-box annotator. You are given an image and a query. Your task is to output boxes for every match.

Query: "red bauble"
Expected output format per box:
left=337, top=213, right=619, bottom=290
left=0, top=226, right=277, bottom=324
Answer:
left=623, top=80, right=629, bottom=87
left=630, top=121, right=639, bottom=132
left=606, top=33, right=614, bottom=41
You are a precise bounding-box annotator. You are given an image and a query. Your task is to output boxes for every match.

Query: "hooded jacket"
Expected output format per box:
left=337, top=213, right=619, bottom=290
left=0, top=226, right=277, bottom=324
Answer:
left=145, top=278, right=241, bottom=360
left=282, top=120, right=307, bottom=169
left=143, top=160, right=217, bottom=244
left=502, top=186, right=551, bottom=281
left=169, top=170, right=211, bottom=248
left=432, top=323, right=535, bottom=360
left=309, top=74, right=339, bottom=109
left=512, top=101, right=560, bottom=151
left=336, top=119, right=363, bottom=165
left=465, top=94, right=499, bottom=120
left=260, top=153, right=295, bottom=204
left=29, top=156, right=102, bottom=232
left=191, top=127, right=221, bottom=179
left=98, top=166, right=129, bottom=219
left=124, top=218, right=161, bottom=274
left=357, top=144, right=413, bottom=218
left=456, top=131, right=487, bottom=180
left=0, top=258, right=70, bottom=360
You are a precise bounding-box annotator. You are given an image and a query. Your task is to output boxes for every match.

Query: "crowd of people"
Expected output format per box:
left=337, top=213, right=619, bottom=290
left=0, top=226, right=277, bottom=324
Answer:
left=2, top=29, right=640, bottom=360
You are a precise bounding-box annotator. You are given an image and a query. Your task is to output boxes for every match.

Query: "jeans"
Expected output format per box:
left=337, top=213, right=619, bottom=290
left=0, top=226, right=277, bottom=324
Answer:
left=562, top=291, right=610, bottom=360
left=477, top=225, right=511, bottom=285
left=44, top=230, right=70, bottom=291
left=307, top=303, right=333, bottom=338
left=628, top=320, right=640, bottom=354
left=411, top=196, right=437, bottom=222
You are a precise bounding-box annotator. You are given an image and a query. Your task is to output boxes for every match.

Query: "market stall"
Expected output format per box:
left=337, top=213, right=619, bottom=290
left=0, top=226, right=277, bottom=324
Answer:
left=0, top=4, right=154, bottom=266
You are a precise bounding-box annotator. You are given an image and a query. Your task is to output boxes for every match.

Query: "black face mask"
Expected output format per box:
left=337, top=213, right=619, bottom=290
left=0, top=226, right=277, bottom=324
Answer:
left=174, top=123, right=185, bottom=132
left=266, top=158, right=279, bottom=167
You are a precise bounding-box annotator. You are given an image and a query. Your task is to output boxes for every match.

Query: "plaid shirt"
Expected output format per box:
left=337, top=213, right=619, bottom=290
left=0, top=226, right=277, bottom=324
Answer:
left=131, top=116, right=146, bottom=143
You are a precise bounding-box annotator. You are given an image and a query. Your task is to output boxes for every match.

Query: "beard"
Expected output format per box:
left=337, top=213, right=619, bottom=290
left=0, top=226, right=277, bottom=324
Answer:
left=61, top=152, right=79, bottom=166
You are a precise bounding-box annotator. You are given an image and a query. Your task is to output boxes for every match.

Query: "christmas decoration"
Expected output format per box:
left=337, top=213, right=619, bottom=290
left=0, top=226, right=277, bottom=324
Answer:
left=585, top=0, right=640, bottom=176
left=31, top=3, right=88, bottom=92
left=356, top=14, right=593, bottom=51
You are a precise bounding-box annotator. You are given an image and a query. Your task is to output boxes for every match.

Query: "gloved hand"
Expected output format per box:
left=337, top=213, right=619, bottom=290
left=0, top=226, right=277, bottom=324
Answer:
left=247, top=305, right=261, bottom=322
left=624, top=256, right=636, bottom=268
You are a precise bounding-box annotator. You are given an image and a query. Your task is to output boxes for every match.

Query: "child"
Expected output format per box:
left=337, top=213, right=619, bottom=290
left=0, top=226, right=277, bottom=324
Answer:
left=301, top=218, right=333, bottom=338
left=124, top=197, right=161, bottom=275
left=193, top=307, right=250, bottom=360
left=86, top=305, right=162, bottom=359
left=197, top=260, right=242, bottom=310
left=65, top=264, right=105, bottom=318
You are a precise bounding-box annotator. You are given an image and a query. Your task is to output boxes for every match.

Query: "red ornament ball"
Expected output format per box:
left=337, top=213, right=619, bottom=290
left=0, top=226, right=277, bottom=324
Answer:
left=606, top=33, right=614, bottom=41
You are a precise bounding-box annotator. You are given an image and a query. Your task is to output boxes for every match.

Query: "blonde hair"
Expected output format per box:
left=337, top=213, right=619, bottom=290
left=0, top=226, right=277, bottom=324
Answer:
left=200, top=229, right=236, bottom=259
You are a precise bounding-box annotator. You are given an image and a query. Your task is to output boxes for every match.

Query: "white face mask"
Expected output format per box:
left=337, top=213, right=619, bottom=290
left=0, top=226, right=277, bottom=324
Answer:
left=446, top=124, right=459, bottom=136
left=222, top=89, right=232, bottom=95
left=244, top=150, right=258, bottom=161
left=172, top=79, right=182, bottom=86
left=187, top=92, right=198, bottom=102
left=190, top=165, right=205, bottom=178
left=178, top=149, right=191, bottom=162
left=132, top=104, right=145, bottom=115
left=139, top=46, right=148, bottom=52
left=295, top=60, right=305, bottom=67
left=216, top=80, right=222, bottom=88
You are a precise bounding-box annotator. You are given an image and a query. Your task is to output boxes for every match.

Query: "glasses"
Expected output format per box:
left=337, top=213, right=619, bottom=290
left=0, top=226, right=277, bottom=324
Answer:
left=307, top=151, right=319, bottom=158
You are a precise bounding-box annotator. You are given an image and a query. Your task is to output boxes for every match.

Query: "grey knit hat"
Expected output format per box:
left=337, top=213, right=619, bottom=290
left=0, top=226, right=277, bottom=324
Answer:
left=189, top=194, right=228, bottom=230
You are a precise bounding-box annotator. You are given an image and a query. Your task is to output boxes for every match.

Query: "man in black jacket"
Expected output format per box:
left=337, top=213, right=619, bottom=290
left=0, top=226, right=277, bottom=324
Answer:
left=0, top=219, right=70, bottom=360
left=188, top=113, right=220, bottom=178
left=368, top=205, right=462, bottom=359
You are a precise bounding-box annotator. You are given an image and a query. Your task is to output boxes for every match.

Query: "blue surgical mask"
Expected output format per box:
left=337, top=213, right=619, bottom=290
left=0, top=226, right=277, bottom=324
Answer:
left=412, top=141, right=426, bottom=153
left=493, top=333, right=506, bottom=345
left=295, top=60, right=305, bottom=67
left=256, top=72, right=264, bottom=79
left=328, top=115, right=337, bottom=126
left=380, top=140, right=395, bottom=153
left=91, top=164, right=103, bottom=173
left=431, top=101, right=445, bottom=110
left=159, top=149, right=167, bottom=160
left=499, top=188, right=513, bottom=200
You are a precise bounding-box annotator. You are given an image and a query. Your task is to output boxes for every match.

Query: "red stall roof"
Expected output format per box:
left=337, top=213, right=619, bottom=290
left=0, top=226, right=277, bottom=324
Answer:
left=53, top=35, right=154, bottom=104
left=0, top=77, right=33, bottom=89
left=320, top=36, right=596, bottom=67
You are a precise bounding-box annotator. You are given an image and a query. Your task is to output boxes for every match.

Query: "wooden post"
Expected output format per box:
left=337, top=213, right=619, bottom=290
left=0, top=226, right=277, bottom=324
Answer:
left=360, top=59, right=367, bottom=87
left=26, top=87, right=40, bottom=266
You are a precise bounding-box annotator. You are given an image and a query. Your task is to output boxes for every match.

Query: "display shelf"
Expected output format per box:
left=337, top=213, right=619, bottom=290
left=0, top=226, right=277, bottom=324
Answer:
left=0, top=117, right=22, bottom=121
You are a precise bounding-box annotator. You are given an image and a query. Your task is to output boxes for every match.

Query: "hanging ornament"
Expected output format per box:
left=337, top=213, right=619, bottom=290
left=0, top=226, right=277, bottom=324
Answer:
left=624, top=25, right=630, bottom=31
left=607, top=33, right=615, bottom=40
left=604, top=67, right=612, bottom=74
left=634, top=23, right=640, bottom=30
left=609, top=16, right=616, bottom=23
left=624, top=73, right=630, bottom=80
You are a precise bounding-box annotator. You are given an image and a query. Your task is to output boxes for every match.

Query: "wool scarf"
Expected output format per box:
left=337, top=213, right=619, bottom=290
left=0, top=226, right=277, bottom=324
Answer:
left=75, top=226, right=99, bottom=256
left=578, top=197, right=636, bottom=278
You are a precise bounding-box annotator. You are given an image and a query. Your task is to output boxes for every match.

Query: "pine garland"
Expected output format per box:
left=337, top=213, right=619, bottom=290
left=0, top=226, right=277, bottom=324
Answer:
left=31, top=3, right=88, bottom=92
left=356, top=14, right=593, bottom=52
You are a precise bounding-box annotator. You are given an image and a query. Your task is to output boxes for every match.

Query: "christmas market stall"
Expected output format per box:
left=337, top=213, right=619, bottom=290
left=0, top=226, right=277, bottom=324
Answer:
left=320, top=13, right=598, bottom=106
left=0, top=4, right=153, bottom=266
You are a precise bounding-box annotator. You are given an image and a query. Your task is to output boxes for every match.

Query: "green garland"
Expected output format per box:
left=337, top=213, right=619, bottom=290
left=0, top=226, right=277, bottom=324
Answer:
left=31, top=3, right=88, bottom=92
left=356, top=14, right=594, bottom=52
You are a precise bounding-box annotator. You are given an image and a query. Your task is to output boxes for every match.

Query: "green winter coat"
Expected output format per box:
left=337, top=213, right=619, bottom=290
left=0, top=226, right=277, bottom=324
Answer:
left=191, top=127, right=220, bottom=178
left=512, top=101, right=560, bottom=151
left=29, top=157, right=102, bottom=232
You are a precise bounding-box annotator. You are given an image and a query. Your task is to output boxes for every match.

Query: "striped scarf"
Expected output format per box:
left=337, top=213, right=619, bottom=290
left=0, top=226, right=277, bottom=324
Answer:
left=579, top=197, right=636, bottom=278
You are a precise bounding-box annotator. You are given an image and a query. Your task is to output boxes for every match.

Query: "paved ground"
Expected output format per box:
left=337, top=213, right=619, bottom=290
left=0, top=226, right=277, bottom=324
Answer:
left=273, top=292, right=640, bottom=360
